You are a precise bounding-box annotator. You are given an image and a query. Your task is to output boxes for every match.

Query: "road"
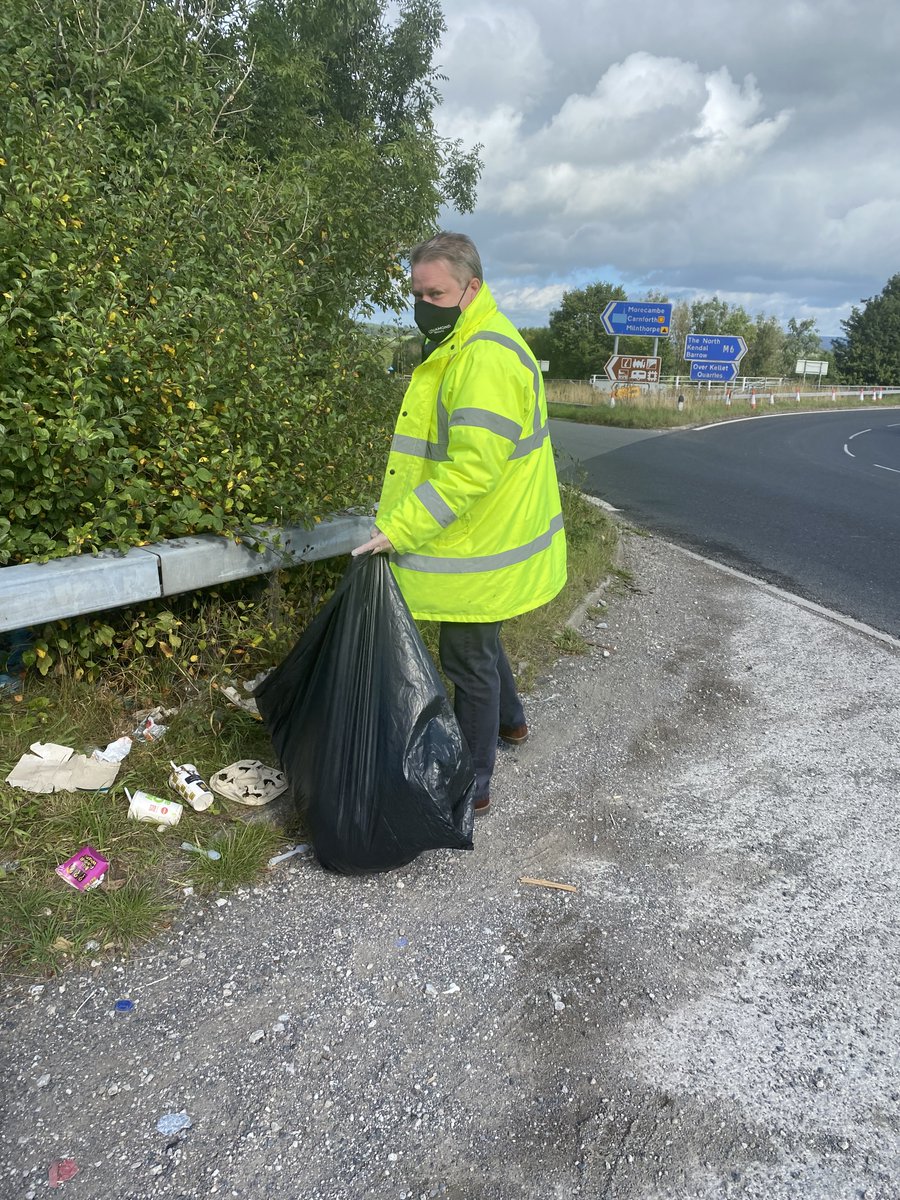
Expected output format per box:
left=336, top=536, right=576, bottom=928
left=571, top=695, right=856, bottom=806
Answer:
left=551, top=408, right=900, bottom=638
left=3, top=535, right=900, bottom=1199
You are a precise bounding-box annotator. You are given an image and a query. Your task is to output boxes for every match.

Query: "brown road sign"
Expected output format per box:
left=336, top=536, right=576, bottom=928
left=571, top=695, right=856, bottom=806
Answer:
left=604, top=355, right=662, bottom=383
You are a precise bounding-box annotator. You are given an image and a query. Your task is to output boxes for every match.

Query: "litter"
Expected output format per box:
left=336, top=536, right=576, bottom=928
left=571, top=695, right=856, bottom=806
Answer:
left=255, top=554, right=474, bottom=873
left=55, top=847, right=109, bottom=891
left=48, top=1159, right=79, bottom=1188
left=114, top=999, right=134, bottom=1014
left=0, top=860, right=19, bottom=876
left=442, top=983, right=460, bottom=995
left=267, top=843, right=311, bottom=868
left=518, top=876, right=578, bottom=894
left=218, top=685, right=261, bottom=720
left=180, top=842, right=221, bottom=861
left=92, top=736, right=132, bottom=764
left=0, top=672, right=23, bottom=697
left=125, top=788, right=182, bottom=827
left=6, top=742, right=119, bottom=794
left=132, top=706, right=176, bottom=742
left=168, top=762, right=214, bottom=811
left=155, top=1111, right=192, bottom=1136
left=209, top=760, right=287, bottom=807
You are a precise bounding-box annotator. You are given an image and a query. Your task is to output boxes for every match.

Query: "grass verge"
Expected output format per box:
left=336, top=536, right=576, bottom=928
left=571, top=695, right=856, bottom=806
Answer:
left=0, top=486, right=616, bottom=975
left=547, top=386, right=900, bottom=430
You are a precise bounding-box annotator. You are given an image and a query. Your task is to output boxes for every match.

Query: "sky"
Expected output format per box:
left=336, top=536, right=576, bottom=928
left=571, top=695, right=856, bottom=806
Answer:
left=425, top=0, right=900, bottom=335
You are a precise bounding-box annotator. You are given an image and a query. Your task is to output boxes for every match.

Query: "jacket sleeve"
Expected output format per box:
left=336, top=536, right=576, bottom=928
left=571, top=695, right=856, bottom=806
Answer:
left=377, top=343, right=531, bottom=555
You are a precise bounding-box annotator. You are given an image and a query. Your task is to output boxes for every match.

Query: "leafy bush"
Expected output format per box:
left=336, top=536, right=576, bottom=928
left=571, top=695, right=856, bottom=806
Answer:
left=0, top=0, right=479, bottom=565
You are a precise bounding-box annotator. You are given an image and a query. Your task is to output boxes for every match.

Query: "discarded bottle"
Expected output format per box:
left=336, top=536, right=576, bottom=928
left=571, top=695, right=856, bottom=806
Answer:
left=180, top=841, right=221, bottom=861
left=125, top=788, right=183, bottom=827
left=168, top=762, right=214, bottom=812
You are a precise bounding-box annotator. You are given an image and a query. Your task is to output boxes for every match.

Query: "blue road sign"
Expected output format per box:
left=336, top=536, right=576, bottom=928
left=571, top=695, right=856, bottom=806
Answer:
left=600, top=301, right=672, bottom=338
left=689, top=360, right=738, bottom=382
left=684, top=334, right=747, bottom=362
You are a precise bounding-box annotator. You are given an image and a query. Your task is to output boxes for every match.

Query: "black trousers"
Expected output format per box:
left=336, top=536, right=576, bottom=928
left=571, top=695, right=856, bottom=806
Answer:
left=438, top=622, right=526, bottom=802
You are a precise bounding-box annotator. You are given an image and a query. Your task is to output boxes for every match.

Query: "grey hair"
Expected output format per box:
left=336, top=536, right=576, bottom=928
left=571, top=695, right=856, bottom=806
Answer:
left=409, top=231, right=483, bottom=286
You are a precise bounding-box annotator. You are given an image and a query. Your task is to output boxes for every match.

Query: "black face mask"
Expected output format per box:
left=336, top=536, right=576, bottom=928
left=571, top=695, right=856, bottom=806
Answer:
left=413, top=285, right=468, bottom=343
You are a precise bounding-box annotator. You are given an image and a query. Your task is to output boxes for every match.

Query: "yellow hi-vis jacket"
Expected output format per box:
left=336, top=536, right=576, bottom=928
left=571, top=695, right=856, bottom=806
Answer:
left=376, top=282, right=567, bottom=622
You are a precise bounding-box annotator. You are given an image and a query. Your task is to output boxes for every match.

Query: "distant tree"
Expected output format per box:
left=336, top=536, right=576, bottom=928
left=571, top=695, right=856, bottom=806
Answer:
left=744, top=315, right=785, bottom=377
left=547, top=282, right=628, bottom=379
left=689, top=296, right=754, bottom=339
left=833, top=275, right=900, bottom=384
left=781, top=317, right=822, bottom=375
left=518, top=326, right=553, bottom=365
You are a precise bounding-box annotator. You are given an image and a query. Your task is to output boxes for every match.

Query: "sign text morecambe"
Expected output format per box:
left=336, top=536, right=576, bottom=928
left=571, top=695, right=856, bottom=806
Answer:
left=604, top=354, right=662, bottom=383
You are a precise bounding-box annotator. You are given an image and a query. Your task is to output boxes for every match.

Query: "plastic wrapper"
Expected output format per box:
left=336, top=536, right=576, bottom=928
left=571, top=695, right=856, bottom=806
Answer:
left=255, top=554, right=475, bottom=873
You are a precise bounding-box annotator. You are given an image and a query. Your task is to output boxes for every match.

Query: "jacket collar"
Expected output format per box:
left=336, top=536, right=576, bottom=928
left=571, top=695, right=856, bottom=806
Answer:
left=425, top=282, right=498, bottom=361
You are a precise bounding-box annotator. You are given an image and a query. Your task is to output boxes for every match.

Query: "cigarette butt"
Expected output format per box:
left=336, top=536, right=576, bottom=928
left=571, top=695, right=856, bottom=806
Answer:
left=518, top=876, right=578, bottom=894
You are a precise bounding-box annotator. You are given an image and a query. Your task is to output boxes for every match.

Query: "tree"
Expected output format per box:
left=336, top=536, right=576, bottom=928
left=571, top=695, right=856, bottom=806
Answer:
left=781, top=317, right=822, bottom=376
left=688, top=296, right=754, bottom=340
left=744, top=315, right=784, bottom=377
left=833, top=275, right=900, bottom=384
left=518, top=326, right=553, bottom=366
left=547, top=282, right=627, bottom=379
left=0, top=0, right=481, bottom=564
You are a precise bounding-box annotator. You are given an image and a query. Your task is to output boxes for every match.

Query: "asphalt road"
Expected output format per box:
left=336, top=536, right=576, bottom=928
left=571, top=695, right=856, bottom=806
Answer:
left=4, top=535, right=900, bottom=1199
left=551, top=408, right=900, bottom=638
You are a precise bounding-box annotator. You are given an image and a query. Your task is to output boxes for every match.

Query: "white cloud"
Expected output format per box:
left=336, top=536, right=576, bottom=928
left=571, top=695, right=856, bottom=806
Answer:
left=430, top=0, right=900, bottom=332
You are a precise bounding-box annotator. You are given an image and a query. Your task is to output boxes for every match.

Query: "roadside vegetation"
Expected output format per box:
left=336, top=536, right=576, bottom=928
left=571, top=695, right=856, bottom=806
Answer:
left=0, top=487, right=615, bottom=976
left=547, top=381, right=900, bottom=430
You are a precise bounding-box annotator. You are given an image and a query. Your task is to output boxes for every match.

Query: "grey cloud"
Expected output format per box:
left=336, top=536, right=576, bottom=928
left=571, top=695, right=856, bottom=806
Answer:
left=434, top=0, right=899, bottom=332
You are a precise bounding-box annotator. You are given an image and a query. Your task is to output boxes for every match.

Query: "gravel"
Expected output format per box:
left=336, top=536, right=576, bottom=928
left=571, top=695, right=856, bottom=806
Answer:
left=2, top=530, right=899, bottom=1199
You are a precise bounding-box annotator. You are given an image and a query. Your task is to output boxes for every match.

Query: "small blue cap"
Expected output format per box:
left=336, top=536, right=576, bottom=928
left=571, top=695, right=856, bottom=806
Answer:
left=114, top=998, right=134, bottom=1013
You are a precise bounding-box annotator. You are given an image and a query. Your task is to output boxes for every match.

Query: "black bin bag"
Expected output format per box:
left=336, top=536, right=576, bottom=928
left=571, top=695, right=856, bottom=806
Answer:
left=254, top=553, right=475, bottom=873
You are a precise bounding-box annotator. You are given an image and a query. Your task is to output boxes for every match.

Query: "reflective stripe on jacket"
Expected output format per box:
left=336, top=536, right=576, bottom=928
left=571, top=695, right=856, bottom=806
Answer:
left=376, top=283, right=567, bottom=622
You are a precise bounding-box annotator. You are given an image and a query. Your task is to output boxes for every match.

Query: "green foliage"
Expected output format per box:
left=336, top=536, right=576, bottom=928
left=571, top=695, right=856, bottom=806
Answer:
left=688, top=295, right=755, bottom=340
left=0, top=0, right=480, bottom=566
left=547, top=281, right=628, bottom=379
left=833, top=274, right=900, bottom=384
left=781, top=316, right=822, bottom=375
left=21, top=556, right=344, bottom=683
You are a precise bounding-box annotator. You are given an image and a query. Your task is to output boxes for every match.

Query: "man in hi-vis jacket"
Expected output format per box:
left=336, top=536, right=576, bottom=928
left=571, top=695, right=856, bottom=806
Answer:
left=353, top=232, right=566, bottom=815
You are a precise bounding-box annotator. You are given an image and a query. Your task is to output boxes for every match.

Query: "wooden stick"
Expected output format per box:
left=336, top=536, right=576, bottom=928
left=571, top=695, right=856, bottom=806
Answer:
left=518, top=876, right=578, bottom=894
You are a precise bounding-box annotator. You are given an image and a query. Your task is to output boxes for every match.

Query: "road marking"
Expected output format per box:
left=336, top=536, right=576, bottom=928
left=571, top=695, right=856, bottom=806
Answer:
left=847, top=428, right=871, bottom=440
left=843, top=444, right=855, bottom=457
left=693, top=405, right=900, bottom=431
left=874, top=463, right=900, bottom=474
left=660, top=541, right=900, bottom=653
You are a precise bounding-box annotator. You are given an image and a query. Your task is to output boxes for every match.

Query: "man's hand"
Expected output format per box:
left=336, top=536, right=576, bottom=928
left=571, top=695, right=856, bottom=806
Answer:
left=351, top=529, right=394, bottom=557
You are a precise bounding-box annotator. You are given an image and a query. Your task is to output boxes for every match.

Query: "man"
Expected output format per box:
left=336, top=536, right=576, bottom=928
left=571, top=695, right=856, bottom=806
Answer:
left=353, top=232, right=566, bottom=815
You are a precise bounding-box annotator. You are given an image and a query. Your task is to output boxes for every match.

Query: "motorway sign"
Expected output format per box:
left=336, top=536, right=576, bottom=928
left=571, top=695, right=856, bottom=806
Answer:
left=600, top=301, right=672, bottom=337
left=604, top=354, right=661, bottom=383
left=684, top=334, right=747, bottom=362
left=795, top=358, right=828, bottom=376
left=689, top=360, right=738, bottom=382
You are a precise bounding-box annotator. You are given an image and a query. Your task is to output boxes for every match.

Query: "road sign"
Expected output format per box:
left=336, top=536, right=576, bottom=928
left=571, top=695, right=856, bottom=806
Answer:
left=600, top=301, right=672, bottom=337
left=689, top=361, right=738, bottom=382
left=604, top=354, right=661, bottom=383
left=684, top=334, right=747, bottom=362
left=795, top=358, right=828, bottom=377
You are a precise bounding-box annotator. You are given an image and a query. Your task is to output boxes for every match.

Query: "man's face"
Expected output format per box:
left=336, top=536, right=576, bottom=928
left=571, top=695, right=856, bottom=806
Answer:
left=411, top=258, right=479, bottom=310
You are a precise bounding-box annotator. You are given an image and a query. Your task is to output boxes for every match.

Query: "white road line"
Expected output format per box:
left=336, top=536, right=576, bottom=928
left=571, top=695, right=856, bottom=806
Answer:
left=874, top=463, right=900, bottom=474
left=847, top=428, right=871, bottom=440
left=692, top=405, right=900, bottom=432
left=659, top=541, right=900, bottom=653
left=844, top=444, right=855, bottom=457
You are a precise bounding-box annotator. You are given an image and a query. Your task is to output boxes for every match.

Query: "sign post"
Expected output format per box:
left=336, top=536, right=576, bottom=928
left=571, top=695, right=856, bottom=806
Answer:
left=604, top=354, right=662, bottom=384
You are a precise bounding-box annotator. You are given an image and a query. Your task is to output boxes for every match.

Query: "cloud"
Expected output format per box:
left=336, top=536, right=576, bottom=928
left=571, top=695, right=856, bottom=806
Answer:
left=442, top=54, right=790, bottom=222
left=427, top=0, right=900, bottom=332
